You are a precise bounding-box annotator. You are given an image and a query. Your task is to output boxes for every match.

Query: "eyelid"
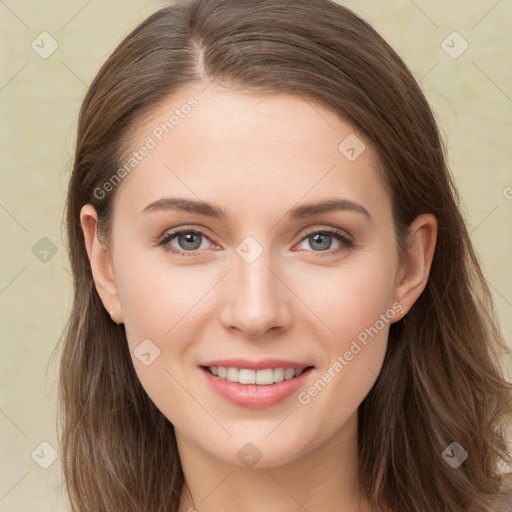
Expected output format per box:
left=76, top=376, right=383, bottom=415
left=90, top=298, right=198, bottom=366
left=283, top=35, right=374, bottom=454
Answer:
left=298, top=224, right=353, bottom=242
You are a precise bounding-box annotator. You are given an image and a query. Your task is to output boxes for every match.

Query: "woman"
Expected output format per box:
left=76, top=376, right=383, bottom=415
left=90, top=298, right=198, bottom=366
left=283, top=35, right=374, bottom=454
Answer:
left=58, top=0, right=512, bottom=510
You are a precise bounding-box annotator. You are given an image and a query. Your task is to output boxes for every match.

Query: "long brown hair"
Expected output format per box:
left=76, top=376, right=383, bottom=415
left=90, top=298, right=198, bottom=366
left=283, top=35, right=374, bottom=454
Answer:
left=57, top=0, right=512, bottom=510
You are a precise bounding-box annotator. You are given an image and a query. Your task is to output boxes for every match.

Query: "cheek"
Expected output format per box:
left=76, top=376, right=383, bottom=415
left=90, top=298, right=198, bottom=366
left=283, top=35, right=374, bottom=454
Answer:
left=115, top=248, right=209, bottom=343
left=294, top=255, right=397, bottom=343
left=293, top=255, right=396, bottom=402
left=114, top=253, right=201, bottom=426
left=295, top=269, right=393, bottom=435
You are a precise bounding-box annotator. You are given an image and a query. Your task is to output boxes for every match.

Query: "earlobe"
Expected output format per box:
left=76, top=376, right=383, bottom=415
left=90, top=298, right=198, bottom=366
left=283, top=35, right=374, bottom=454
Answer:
left=393, top=213, right=438, bottom=317
left=80, top=204, right=123, bottom=324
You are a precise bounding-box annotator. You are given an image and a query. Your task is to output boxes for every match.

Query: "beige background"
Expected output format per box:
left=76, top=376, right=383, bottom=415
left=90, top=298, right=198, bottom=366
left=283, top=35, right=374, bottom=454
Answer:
left=1, top=1, right=511, bottom=510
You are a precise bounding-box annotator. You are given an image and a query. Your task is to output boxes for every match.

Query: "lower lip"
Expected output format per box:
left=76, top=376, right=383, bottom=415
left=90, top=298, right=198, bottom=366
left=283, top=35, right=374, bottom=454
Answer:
left=200, top=366, right=314, bottom=409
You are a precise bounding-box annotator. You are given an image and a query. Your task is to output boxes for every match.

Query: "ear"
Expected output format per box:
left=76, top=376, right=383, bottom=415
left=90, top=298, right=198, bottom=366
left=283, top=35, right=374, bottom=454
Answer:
left=80, top=204, right=123, bottom=324
left=392, top=213, right=437, bottom=318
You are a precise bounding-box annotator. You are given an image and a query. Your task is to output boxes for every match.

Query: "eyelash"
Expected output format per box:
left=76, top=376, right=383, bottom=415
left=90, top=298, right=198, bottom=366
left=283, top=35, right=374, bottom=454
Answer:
left=157, top=226, right=354, bottom=258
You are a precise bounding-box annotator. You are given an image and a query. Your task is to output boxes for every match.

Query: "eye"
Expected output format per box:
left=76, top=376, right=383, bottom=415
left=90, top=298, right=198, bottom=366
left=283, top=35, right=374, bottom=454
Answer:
left=158, top=226, right=354, bottom=257
left=158, top=229, right=215, bottom=256
left=295, top=228, right=353, bottom=256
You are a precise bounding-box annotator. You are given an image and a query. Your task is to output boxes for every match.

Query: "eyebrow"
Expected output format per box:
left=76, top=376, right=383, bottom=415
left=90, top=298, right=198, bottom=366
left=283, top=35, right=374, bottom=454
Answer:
left=140, top=196, right=372, bottom=221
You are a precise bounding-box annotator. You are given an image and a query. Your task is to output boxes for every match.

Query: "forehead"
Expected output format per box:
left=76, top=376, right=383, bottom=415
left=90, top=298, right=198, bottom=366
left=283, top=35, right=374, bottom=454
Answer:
left=113, top=84, right=390, bottom=225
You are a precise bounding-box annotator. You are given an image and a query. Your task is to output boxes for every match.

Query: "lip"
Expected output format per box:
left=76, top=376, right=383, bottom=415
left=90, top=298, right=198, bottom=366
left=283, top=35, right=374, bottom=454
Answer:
left=200, top=358, right=311, bottom=370
left=199, top=365, right=315, bottom=409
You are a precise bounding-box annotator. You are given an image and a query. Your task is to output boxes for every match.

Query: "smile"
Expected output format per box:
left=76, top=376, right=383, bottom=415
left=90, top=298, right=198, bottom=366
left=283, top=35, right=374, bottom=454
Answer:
left=205, top=366, right=309, bottom=385
left=199, top=365, right=315, bottom=408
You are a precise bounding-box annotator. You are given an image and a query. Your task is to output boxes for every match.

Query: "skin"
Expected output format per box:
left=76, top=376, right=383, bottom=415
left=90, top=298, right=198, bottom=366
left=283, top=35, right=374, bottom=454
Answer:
left=81, top=82, right=437, bottom=512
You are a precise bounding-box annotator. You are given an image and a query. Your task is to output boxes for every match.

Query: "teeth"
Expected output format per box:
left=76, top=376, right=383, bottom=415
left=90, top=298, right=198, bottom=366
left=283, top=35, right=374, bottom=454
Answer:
left=273, top=368, right=284, bottom=383
left=239, top=369, right=255, bottom=384
left=284, top=368, right=295, bottom=380
left=207, top=366, right=308, bottom=385
left=226, top=367, right=239, bottom=382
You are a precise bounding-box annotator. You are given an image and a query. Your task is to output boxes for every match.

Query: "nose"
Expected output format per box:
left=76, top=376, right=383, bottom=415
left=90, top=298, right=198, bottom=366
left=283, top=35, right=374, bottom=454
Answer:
left=219, top=248, right=293, bottom=339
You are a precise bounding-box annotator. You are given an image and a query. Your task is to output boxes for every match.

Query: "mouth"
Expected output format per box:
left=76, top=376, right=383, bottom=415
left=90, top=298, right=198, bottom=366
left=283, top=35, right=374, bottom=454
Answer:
left=200, top=365, right=315, bottom=385
left=198, top=362, right=315, bottom=409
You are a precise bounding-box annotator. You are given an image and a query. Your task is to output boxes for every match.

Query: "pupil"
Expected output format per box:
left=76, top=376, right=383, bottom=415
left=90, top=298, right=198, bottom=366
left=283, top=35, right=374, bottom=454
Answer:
left=180, top=232, right=201, bottom=250
left=311, top=233, right=330, bottom=251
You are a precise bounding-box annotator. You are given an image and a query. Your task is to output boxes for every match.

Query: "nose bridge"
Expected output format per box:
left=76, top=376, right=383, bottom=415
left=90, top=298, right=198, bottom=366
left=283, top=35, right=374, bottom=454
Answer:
left=221, top=237, right=292, bottom=336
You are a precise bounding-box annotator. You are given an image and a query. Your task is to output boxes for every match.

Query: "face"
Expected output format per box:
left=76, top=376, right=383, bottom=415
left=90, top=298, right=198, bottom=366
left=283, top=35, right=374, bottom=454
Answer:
left=91, top=83, right=410, bottom=467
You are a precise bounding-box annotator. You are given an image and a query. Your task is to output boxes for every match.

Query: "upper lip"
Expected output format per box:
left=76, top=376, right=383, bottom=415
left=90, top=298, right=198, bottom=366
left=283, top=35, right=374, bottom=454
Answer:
left=200, top=359, right=313, bottom=370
